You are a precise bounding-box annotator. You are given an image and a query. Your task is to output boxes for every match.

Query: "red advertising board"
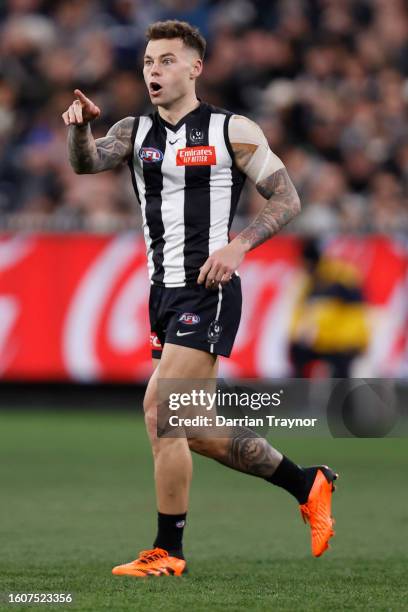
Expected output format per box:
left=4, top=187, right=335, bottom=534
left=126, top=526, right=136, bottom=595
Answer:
left=0, top=234, right=407, bottom=380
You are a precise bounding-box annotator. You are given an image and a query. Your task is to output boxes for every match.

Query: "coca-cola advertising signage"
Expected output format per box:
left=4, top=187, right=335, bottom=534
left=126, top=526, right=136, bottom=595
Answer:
left=0, top=234, right=407, bottom=381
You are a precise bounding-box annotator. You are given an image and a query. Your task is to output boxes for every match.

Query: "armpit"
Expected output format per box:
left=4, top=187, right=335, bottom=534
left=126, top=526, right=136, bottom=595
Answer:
left=229, top=114, right=284, bottom=184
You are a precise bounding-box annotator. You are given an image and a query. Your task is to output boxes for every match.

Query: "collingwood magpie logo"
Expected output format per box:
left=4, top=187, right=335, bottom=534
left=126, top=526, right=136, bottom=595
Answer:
left=208, top=320, right=222, bottom=344
left=190, top=127, right=204, bottom=144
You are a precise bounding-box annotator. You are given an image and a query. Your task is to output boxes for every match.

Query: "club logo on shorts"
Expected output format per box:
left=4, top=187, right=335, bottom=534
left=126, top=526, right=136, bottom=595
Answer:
left=189, top=127, right=204, bottom=144
left=139, top=147, right=163, bottom=163
left=178, top=312, right=200, bottom=325
left=207, top=320, right=222, bottom=344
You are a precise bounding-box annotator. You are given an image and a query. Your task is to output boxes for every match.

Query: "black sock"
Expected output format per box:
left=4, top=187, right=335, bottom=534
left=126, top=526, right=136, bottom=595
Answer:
left=153, top=512, right=186, bottom=559
left=266, top=456, right=314, bottom=504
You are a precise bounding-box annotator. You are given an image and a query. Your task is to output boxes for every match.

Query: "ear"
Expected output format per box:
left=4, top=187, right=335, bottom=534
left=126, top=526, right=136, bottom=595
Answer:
left=190, top=58, right=203, bottom=80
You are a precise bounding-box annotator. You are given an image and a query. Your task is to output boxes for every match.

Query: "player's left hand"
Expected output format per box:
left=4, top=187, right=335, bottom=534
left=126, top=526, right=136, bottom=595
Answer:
left=197, top=241, right=246, bottom=289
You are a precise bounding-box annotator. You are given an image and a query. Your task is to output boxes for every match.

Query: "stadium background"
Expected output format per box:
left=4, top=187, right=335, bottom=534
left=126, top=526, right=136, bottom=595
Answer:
left=1, top=2, right=407, bottom=611
left=0, top=0, right=407, bottom=381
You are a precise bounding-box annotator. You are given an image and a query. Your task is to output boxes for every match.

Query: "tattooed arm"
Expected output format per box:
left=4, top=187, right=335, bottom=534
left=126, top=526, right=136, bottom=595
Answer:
left=197, top=115, right=300, bottom=288
left=230, top=115, right=301, bottom=251
left=68, top=117, right=134, bottom=174
left=62, top=89, right=134, bottom=174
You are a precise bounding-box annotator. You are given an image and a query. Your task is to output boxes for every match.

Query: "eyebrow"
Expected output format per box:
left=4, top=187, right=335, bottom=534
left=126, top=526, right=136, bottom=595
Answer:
left=144, top=53, right=177, bottom=60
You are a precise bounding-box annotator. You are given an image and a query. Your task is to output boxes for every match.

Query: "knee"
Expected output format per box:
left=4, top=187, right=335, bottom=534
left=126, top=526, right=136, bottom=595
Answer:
left=143, top=392, right=155, bottom=416
left=143, top=394, right=174, bottom=447
left=143, top=394, right=157, bottom=439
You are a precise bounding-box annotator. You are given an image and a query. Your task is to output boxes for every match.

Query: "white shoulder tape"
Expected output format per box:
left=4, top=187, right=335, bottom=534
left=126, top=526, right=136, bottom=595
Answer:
left=228, top=115, right=284, bottom=185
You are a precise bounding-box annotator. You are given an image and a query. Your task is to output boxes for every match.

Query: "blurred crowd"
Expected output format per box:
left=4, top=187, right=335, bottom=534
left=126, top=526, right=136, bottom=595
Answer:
left=0, top=0, right=407, bottom=232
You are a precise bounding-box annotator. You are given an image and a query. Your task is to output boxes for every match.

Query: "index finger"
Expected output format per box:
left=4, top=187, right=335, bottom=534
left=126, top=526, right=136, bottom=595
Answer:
left=74, top=89, right=91, bottom=105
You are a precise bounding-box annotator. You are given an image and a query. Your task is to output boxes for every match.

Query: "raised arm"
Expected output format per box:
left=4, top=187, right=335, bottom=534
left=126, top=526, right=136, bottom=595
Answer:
left=62, top=89, right=134, bottom=174
left=230, top=115, right=301, bottom=251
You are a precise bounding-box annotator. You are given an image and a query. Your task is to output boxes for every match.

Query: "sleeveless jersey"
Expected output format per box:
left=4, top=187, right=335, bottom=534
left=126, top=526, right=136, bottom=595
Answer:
left=128, top=102, right=246, bottom=287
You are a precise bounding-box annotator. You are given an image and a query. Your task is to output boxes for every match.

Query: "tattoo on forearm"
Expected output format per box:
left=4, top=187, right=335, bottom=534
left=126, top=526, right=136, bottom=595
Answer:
left=238, top=168, right=301, bottom=250
left=68, top=117, right=134, bottom=174
left=219, top=428, right=282, bottom=478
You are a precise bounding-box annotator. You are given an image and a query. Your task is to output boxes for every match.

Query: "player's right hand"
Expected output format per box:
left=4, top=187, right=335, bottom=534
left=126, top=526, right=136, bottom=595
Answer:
left=62, top=89, right=101, bottom=126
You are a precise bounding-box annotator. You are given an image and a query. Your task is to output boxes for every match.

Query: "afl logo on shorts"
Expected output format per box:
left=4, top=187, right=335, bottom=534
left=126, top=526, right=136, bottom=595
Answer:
left=178, top=312, right=200, bottom=325
left=139, top=147, right=163, bottom=163
left=208, top=320, right=222, bottom=343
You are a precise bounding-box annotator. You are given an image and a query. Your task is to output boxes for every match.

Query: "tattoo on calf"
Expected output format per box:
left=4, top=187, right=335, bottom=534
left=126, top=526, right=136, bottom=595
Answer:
left=222, top=428, right=282, bottom=478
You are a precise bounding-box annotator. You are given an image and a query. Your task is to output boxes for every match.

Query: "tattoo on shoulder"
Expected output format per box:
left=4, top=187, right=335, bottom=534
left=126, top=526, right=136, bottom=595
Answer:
left=237, top=168, right=301, bottom=250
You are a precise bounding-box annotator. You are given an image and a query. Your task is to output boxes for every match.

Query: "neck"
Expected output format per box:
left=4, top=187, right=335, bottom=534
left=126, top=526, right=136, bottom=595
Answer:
left=158, top=94, right=200, bottom=126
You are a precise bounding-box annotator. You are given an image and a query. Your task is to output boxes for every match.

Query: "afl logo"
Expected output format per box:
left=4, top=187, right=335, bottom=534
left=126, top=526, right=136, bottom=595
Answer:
left=139, top=147, right=163, bottom=163
left=178, top=312, right=200, bottom=325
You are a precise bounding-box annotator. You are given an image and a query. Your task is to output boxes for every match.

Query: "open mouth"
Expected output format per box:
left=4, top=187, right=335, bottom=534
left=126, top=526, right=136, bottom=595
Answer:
left=150, top=82, right=162, bottom=94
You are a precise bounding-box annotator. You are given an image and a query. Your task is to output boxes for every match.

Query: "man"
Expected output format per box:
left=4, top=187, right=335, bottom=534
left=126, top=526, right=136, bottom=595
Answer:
left=63, top=20, right=337, bottom=577
left=290, top=238, right=370, bottom=377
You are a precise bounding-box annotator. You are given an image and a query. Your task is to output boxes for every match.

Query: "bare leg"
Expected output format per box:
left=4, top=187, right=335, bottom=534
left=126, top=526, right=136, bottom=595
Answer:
left=143, top=344, right=218, bottom=514
left=145, top=352, right=282, bottom=488
left=142, top=354, right=336, bottom=562
left=145, top=352, right=317, bottom=511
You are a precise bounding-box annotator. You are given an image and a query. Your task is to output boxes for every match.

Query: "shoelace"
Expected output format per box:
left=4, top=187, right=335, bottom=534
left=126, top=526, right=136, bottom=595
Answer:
left=138, top=548, right=168, bottom=564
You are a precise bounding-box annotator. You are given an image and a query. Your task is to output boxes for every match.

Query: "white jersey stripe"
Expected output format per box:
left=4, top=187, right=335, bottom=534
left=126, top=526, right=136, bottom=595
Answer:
left=208, top=114, right=233, bottom=256
left=161, top=125, right=187, bottom=286
left=133, top=116, right=154, bottom=279
left=210, top=284, right=223, bottom=354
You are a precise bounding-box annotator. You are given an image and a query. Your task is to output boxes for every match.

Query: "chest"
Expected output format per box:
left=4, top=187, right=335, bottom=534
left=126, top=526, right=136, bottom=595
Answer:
left=134, top=119, right=232, bottom=185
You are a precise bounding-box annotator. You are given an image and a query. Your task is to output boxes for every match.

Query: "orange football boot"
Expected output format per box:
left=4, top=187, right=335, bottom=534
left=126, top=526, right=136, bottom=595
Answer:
left=299, top=466, right=338, bottom=557
left=112, top=548, right=186, bottom=577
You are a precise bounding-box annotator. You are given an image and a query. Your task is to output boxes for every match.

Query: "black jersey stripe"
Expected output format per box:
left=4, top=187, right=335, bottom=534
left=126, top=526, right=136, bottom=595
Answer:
left=183, top=107, right=212, bottom=284
left=229, top=164, right=246, bottom=231
left=142, top=121, right=167, bottom=284
left=128, top=117, right=140, bottom=204
left=223, top=113, right=246, bottom=231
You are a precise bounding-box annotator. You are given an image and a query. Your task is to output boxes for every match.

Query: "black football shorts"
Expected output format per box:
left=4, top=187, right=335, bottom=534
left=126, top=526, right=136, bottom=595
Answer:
left=149, top=274, right=242, bottom=359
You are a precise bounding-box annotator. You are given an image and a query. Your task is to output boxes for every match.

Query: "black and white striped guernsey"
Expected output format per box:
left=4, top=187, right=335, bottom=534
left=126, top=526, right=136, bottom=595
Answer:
left=128, top=102, right=246, bottom=287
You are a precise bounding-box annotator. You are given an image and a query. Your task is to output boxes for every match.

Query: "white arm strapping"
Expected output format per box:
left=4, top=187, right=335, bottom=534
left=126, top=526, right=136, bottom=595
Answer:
left=228, top=115, right=284, bottom=184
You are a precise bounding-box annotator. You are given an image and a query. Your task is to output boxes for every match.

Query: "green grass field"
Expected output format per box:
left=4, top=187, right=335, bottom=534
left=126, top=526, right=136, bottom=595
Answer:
left=1, top=410, right=407, bottom=612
